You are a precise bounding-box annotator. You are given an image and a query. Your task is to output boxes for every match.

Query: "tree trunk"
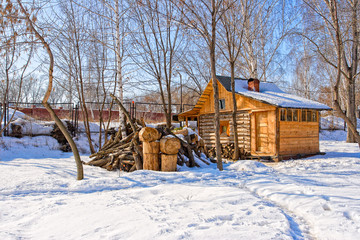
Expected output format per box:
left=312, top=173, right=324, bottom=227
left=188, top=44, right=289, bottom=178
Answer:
left=230, top=61, right=240, bottom=160
left=44, top=102, right=84, bottom=179
left=211, top=0, right=223, bottom=171
left=328, top=0, right=360, bottom=147
left=115, top=0, right=126, bottom=139
left=346, top=78, right=357, bottom=143
left=17, top=0, right=84, bottom=180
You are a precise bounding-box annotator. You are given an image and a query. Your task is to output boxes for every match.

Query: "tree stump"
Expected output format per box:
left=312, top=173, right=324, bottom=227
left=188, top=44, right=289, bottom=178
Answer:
left=161, top=154, right=177, bottom=172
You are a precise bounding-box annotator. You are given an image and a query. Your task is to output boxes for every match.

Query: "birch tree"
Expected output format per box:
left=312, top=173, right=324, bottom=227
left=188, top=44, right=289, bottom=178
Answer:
left=172, top=0, right=226, bottom=170
left=303, top=0, right=360, bottom=145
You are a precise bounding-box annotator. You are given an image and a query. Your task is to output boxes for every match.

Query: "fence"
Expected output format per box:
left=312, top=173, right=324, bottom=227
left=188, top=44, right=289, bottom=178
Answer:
left=1, top=101, right=194, bottom=137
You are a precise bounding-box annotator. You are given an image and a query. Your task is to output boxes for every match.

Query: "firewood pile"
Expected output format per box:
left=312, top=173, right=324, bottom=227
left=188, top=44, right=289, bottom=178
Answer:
left=85, top=94, right=211, bottom=172
left=208, top=143, right=249, bottom=160
left=51, top=120, right=76, bottom=152
left=85, top=124, right=211, bottom=172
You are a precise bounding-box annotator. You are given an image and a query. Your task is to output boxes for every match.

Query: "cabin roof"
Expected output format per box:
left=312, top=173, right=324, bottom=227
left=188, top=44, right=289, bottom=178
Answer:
left=219, top=76, right=331, bottom=110
left=178, top=76, right=331, bottom=117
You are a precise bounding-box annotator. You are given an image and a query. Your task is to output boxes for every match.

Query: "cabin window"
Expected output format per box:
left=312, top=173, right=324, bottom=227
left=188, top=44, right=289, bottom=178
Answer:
left=280, top=109, right=286, bottom=121
left=307, top=110, right=312, bottom=122
left=220, top=121, right=230, bottom=136
left=280, top=108, right=299, bottom=121
left=219, top=99, right=226, bottom=110
left=301, top=110, right=307, bottom=121
left=293, top=109, right=299, bottom=121
left=286, top=109, right=292, bottom=121
left=311, top=111, right=317, bottom=122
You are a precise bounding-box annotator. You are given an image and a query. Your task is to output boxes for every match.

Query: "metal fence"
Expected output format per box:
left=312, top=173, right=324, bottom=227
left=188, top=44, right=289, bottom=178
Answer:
left=1, top=101, right=194, bottom=137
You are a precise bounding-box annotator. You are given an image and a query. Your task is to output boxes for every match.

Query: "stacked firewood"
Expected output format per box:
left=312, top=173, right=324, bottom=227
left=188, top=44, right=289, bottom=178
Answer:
left=86, top=129, right=142, bottom=172
left=85, top=94, right=210, bottom=172
left=208, top=143, right=249, bottom=160
left=86, top=124, right=211, bottom=172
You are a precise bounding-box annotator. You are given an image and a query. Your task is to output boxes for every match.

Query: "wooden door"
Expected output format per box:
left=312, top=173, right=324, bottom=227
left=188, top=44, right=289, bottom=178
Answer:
left=255, top=112, right=269, bottom=153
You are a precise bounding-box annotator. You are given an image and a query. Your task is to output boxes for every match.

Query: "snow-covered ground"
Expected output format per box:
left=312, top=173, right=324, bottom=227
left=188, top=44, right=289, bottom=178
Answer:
left=1, top=109, right=360, bottom=239
left=1, top=130, right=359, bottom=240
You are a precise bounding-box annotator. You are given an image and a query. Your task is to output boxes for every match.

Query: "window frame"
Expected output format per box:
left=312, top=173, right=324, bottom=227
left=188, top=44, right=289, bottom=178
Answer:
left=219, top=99, right=226, bottom=110
left=280, top=108, right=300, bottom=122
left=219, top=121, right=230, bottom=136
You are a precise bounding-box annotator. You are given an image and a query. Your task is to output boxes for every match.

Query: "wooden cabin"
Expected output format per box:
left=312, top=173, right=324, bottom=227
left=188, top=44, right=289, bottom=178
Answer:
left=178, top=76, right=331, bottom=160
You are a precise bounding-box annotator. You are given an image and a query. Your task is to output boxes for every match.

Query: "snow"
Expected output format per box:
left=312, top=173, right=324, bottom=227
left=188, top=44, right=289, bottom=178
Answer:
left=1, top=109, right=359, bottom=239
left=1, top=108, right=29, bottom=122
left=1, top=129, right=360, bottom=239
left=234, top=79, right=331, bottom=110
left=9, top=118, right=53, bottom=135
left=321, top=115, right=360, bottom=130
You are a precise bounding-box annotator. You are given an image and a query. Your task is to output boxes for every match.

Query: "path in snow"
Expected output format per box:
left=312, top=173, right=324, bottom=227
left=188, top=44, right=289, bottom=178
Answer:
left=232, top=140, right=360, bottom=240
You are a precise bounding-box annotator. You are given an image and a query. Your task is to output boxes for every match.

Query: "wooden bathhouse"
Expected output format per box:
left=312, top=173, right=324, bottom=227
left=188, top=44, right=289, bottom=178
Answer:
left=178, top=76, right=331, bottom=160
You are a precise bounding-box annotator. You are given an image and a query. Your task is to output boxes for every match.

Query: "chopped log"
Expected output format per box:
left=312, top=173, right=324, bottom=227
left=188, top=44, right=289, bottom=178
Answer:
left=133, top=152, right=143, bottom=170
left=177, top=153, right=185, bottom=166
left=129, top=164, right=137, bottom=172
left=122, top=159, right=135, bottom=164
left=143, top=153, right=159, bottom=170
left=198, top=138, right=205, bottom=147
left=86, top=157, right=111, bottom=167
left=131, top=132, right=143, bottom=169
left=160, top=137, right=181, bottom=155
left=164, top=129, right=196, bottom=168
left=190, top=134, right=198, bottom=144
left=139, top=127, right=161, bottom=142
left=161, top=154, right=177, bottom=171
left=174, top=128, right=188, bottom=136
left=90, top=142, right=132, bottom=158
left=143, top=141, right=160, bottom=154
left=87, top=118, right=210, bottom=172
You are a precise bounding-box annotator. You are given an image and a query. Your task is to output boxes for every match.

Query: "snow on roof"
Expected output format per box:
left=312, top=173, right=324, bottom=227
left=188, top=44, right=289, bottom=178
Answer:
left=217, top=76, right=331, bottom=110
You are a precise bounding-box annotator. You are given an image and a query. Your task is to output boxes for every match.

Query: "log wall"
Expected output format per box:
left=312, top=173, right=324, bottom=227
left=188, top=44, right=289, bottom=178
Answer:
left=279, top=121, right=319, bottom=155
left=199, top=111, right=250, bottom=151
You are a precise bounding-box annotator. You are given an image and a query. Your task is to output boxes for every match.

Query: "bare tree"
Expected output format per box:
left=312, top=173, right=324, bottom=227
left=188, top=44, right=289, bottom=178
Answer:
left=303, top=0, right=360, bottom=145
left=217, top=0, right=247, bottom=160
left=130, top=0, right=184, bottom=128
left=172, top=0, right=226, bottom=170
left=237, top=0, right=296, bottom=81
left=53, top=1, right=98, bottom=153
left=14, top=0, right=84, bottom=179
left=0, top=2, right=34, bottom=135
